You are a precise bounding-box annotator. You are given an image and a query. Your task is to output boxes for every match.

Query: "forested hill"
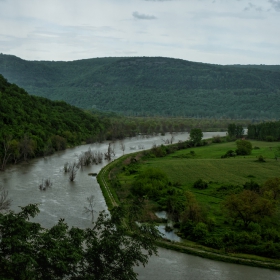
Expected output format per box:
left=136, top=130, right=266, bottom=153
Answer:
left=1, top=53, right=280, bottom=120
left=0, top=74, right=109, bottom=167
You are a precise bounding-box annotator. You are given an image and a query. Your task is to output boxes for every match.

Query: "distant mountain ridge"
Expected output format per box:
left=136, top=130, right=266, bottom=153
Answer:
left=1, top=53, right=280, bottom=119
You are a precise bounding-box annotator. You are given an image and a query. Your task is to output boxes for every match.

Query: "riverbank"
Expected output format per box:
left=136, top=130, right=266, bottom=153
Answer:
left=97, top=152, right=280, bottom=271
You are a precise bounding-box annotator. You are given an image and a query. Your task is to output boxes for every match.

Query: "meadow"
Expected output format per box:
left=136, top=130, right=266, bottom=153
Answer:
left=142, top=140, right=280, bottom=187
left=111, top=139, right=280, bottom=262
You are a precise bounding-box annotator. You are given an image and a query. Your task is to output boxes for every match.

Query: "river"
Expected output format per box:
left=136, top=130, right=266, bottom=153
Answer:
left=1, top=132, right=279, bottom=280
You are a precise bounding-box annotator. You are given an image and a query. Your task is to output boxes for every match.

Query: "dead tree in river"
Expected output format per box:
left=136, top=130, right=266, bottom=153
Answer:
left=104, top=143, right=115, bottom=161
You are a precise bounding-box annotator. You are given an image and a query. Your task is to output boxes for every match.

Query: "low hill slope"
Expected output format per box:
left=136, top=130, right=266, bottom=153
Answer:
left=1, top=54, right=280, bottom=119
left=0, top=74, right=108, bottom=167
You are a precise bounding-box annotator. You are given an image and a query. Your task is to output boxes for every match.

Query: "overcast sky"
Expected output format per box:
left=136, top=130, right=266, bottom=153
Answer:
left=0, top=0, right=280, bottom=65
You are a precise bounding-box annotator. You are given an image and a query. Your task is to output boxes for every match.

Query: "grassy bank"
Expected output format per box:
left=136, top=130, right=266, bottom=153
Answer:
left=157, top=240, right=280, bottom=270
left=98, top=139, right=280, bottom=270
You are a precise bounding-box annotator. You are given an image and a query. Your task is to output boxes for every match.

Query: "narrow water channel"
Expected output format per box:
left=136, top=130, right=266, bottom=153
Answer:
left=1, top=132, right=280, bottom=279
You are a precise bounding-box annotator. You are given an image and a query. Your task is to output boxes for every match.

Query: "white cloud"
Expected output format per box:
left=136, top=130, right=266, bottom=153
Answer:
left=0, top=0, right=279, bottom=64
left=132, top=11, right=157, bottom=20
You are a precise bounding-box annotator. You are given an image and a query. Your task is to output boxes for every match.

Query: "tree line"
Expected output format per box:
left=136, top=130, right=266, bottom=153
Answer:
left=247, top=121, right=280, bottom=141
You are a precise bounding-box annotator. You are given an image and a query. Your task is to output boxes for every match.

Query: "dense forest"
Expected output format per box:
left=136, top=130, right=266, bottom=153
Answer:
left=0, top=74, right=250, bottom=170
left=1, top=54, right=280, bottom=120
left=0, top=74, right=110, bottom=169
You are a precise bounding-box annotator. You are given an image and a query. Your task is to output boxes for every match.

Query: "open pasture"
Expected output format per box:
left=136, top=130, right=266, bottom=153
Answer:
left=143, top=140, right=280, bottom=188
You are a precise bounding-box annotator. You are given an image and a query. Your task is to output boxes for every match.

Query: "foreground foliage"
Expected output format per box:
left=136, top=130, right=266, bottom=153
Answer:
left=0, top=204, right=160, bottom=280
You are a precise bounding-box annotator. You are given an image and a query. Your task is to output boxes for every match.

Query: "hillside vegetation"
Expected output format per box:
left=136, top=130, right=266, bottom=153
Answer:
left=1, top=54, right=280, bottom=119
left=0, top=73, right=252, bottom=169
left=0, top=74, right=109, bottom=169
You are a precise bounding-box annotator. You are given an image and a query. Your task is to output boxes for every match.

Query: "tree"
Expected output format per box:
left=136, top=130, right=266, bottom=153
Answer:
left=193, top=178, right=208, bottom=189
left=243, top=180, right=260, bottom=193
left=235, top=125, right=244, bottom=138
left=181, top=191, right=204, bottom=224
left=235, top=139, right=252, bottom=155
left=0, top=135, right=13, bottom=170
left=274, top=146, right=280, bottom=161
left=227, top=123, right=236, bottom=139
left=227, top=123, right=244, bottom=139
left=223, top=190, right=275, bottom=228
left=120, top=141, right=126, bottom=155
left=20, top=134, right=36, bottom=162
left=104, top=142, right=115, bottom=161
left=189, top=128, right=203, bottom=146
left=131, top=168, right=169, bottom=200
left=180, top=191, right=205, bottom=239
left=68, top=162, right=79, bottom=181
left=261, top=177, right=280, bottom=200
left=51, top=135, right=67, bottom=151
left=192, top=222, right=209, bottom=240
left=9, top=139, right=20, bottom=164
left=0, top=185, right=11, bottom=212
left=84, top=195, right=96, bottom=223
left=164, top=191, right=185, bottom=222
left=0, top=204, right=160, bottom=279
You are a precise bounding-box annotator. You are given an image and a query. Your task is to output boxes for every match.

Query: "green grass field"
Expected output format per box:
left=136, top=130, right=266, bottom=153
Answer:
left=117, top=140, right=280, bottom=230
left=142, top=141, right=280, bottom=187
left=110, top=139, right=280, bottom=264
left=133, top=141, right=280, bottom=223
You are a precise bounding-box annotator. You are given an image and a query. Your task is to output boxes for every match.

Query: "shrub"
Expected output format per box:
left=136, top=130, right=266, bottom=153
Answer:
left=223, top=231, right=238, bottom=245
left=177, top=141, right=189, bottom=150
left=180, top=220, right=195, bottom=238
left=193, top=179, right=208, bottom=190
left=238, top=231, right=261, bottom=245
left=221, top=149, right=236, bottom=158
left=192, top=222, right=209, bottom=240
left=206, top=217, right=216, bottom=232
left=243, top=180, right=260, bottom=193
left=212, top=135, right=222, bottom=143
left=130, top=168, right=169, bottom=200
left=256, top=155, right=265, bottom=162
left=262, top=228, right=280, bottom=242
left=265, top=135, right=275, bottom=142
left=258, top=242, right=280, bottom=258
left=190, top=150, right=195, bottom=156
left=235, top=139, right=252, bottom=155
left=202, top=236, right=224, bottom=249
left=150, top=144, right=167, bottom=157
left=248, top=222, right=261, bottom=234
